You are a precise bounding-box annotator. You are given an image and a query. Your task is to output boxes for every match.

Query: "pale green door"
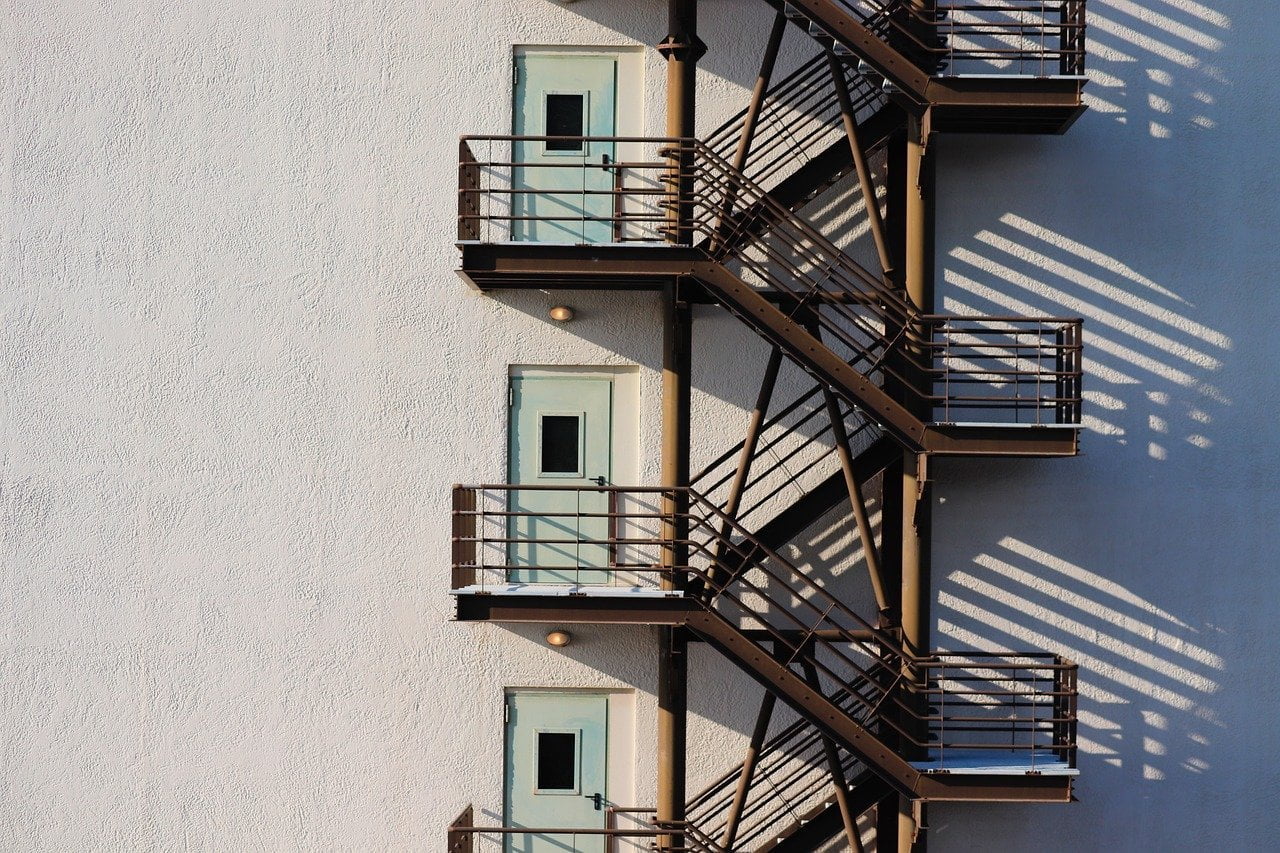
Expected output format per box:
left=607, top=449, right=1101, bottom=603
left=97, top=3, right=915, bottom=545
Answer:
left=505, top=692, right=608, bottom=853
left=508, top=376, right=613, bottom=585
left=513, top=52, right=618, bottom=243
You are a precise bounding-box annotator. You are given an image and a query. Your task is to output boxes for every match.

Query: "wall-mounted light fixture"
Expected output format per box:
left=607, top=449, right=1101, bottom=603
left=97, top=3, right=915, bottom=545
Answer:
left=549, top=306, right=575, bottom=322
left=545, top=629, right=573, bottom=647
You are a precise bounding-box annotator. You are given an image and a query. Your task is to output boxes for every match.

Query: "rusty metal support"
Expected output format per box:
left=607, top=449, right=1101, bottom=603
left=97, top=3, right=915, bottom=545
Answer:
left=657, top=626, right=688, bottom=853
left=802, top=658, right=865, bottom=853
left=658, top=0, right=704, bottom=247
left=823, top=391, right=889, bottom=621
left=658, top=5, right=698, bottom=849
left=732, top=11, right=787, bottom=176
left=826, top=52, right=894, bottom=278
left=708, top=347, right=782, bottom=595
left=897, top=105, right=934, bottom=853
left=711, top=9, right=787, bottom=244
left=721, top=688, right=777, bottom=849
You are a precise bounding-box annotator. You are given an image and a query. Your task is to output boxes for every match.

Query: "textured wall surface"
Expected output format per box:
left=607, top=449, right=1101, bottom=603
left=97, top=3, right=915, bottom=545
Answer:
left=2, top=0, right=1276, bottom=850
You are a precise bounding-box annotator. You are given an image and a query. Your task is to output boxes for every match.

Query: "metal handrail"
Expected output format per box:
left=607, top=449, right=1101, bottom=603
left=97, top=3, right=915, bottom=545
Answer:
left=801, top=0, right=1087, bottom=76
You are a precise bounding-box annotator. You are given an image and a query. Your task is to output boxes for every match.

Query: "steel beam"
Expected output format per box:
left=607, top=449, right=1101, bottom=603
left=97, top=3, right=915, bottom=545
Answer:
left=721, top=689, right=778, bottom=849
left=707, top=347, right=782, bottom=596
left=824, top=391, right=889, bottom=620
left=802, top=658, right=866, bottom=853
left=827, top=52, right=894, bottom=278
left=658, top=3, right=699, bottom=848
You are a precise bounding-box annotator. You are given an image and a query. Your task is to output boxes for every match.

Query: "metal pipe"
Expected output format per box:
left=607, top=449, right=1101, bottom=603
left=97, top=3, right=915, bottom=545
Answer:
left=824, top=390, right=890, bottom=620
left=827, top=52, right=895, bottom=278
left=708, top=347, right=782, bottom=593
left=658, top=3, right=698, bottom=847
left=897, top=106, right=934, bottom=853
left=720, top=690, right=777, bottom=848
left=802, top=659, right=866, bottom=853
left=731, top=11, right=787, bottom=175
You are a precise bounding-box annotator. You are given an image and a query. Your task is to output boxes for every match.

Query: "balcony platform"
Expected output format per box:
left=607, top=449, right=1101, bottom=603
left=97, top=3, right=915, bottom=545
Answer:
left=925, top=422, right=1080, bottom=457
left=911, top=750, right=1077, bottom=776
left=457, top=241, right=702, bottom=292
left=923, top=75, right=1087, bottom=135
left=451, top=585, right=699, bottom=625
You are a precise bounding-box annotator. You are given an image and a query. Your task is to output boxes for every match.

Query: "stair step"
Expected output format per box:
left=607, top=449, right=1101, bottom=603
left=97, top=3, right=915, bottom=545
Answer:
left=808, top=21, right=833, bottom=40
left=783, top=3, right=808, bottom=22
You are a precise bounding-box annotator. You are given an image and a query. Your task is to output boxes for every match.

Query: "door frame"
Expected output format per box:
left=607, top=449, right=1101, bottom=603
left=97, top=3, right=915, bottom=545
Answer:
left=507, top=366, right=639, bottom=586
left=511, top=46, right=646, bottom=243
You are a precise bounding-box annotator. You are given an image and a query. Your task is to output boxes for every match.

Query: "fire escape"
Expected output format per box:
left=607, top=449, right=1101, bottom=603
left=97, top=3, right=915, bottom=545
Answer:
left=448, top=1, right=1087, bottom=850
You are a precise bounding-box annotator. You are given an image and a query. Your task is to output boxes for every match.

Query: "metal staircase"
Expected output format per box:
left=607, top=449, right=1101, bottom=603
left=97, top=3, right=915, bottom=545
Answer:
left=446, top=1, right=1090, bottom=848
left=459, top=134, right=1083, bottom=456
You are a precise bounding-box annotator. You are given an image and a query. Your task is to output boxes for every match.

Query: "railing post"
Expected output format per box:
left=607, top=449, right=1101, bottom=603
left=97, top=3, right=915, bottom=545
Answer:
left=458, top=141, right=480, bottom=241
left=451, top=486, right=476, bottom=590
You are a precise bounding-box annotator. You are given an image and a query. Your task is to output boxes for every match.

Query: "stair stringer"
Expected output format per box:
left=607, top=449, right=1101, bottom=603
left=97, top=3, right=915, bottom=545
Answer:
left=685, top=608, right=923, bottom=799
left=689, top=260, right=929, bottom=454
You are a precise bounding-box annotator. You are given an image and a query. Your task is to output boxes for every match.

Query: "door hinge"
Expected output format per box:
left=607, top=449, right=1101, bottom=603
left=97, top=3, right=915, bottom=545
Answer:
left=512, top=58, right=519, bottom=87
left=503, top=699, right=510, bottom=725
left=508, top=384, right=514, bottom=407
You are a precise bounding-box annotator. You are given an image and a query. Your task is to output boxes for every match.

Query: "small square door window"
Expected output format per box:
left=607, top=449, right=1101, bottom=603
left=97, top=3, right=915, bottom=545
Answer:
left=545, top=93, right=585, bottom=151
left=535, top=730, right=580, bottom=793
left=540, top=414, right=583, bottom=476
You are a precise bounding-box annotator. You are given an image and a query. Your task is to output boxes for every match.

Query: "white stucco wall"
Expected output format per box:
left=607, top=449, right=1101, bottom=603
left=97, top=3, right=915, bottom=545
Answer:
left=3, top=0, right=1276, bottom=850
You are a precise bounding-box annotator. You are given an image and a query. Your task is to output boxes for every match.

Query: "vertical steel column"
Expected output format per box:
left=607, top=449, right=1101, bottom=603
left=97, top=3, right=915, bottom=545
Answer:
left=897, top=107, right=934, bottom=853
left=658, top=4, right=701, bottom=850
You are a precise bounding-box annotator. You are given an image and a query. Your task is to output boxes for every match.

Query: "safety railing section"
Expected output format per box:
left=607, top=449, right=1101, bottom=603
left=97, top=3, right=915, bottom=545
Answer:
left=449, top=484, right=670, bottom=591
left=691, top=384, right=875, bottom=534
left=795, top=0, right=1086, bottom=77
left=457, top=136, right=676, bottom=244
left=451, top=483, right=1079, bottom=771
left=924, top=315, right=1084, bottom=425
left=917, top=653, right=1079, bottom=769
left=446, top=808, right=723, bottom=853
left=932, top=1, right=1088, bottom=76
left=702, top=53, right=887, bottom=193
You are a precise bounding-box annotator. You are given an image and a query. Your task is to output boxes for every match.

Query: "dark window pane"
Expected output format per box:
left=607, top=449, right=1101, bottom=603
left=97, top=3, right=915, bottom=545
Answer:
left=546, top=94, right=584, bottom=151
left=541, top=415, right=580, bottom=474
left=537, top=731, right=577, bottom=790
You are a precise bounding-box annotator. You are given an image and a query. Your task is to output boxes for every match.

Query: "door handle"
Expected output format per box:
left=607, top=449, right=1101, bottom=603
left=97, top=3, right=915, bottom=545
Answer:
left=585, top=792, right=603, bottom=811
left=589, top=476, right=607, bottom=487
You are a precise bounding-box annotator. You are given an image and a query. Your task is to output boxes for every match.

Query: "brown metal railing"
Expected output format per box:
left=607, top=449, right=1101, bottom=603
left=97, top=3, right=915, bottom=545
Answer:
left=457, top=135, right=1084, bottom=427
left=450, top=483, right=1079, bottom=770
left=923, top=315, right=1084, bottom=425
left=797, top=0, right=1087, bottom=77
left=447, top=809, right=724, bottom=853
